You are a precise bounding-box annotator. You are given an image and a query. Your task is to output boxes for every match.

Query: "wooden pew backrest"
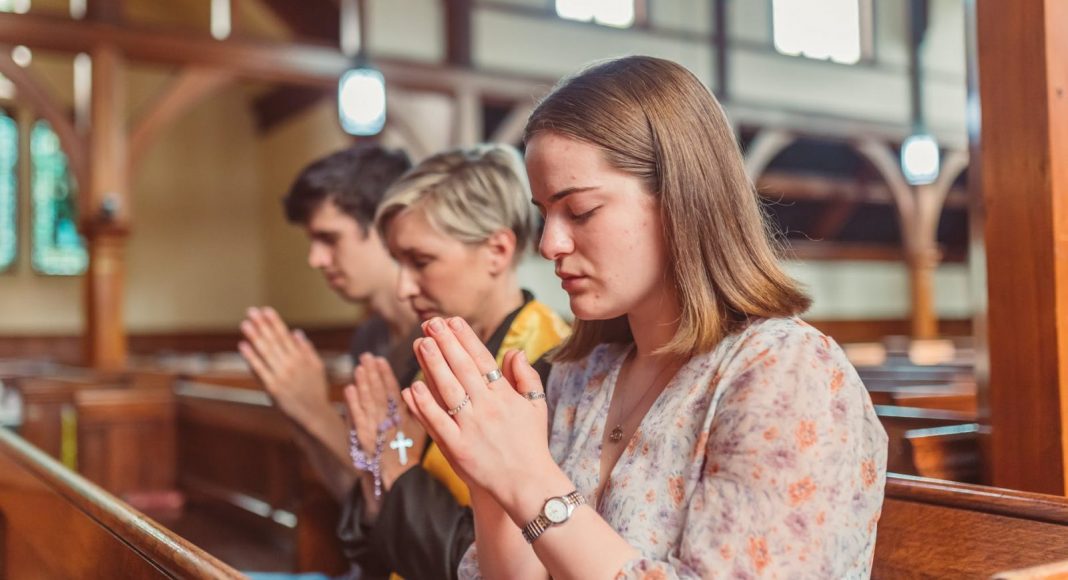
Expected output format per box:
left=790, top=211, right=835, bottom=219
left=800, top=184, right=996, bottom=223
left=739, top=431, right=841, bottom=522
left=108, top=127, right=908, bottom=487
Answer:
left=875, top=475, right=1068, bottom=579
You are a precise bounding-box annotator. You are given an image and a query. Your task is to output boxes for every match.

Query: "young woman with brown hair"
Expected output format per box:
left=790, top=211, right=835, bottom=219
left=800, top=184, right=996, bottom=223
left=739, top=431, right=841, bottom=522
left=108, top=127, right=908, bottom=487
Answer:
left=403, top=56, right=887, bottom=579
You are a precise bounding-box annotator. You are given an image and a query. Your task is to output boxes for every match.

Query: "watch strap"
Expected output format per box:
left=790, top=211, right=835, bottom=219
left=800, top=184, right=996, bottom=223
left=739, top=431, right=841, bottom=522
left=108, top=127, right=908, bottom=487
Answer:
left=521, top=490, right=587, bottom=544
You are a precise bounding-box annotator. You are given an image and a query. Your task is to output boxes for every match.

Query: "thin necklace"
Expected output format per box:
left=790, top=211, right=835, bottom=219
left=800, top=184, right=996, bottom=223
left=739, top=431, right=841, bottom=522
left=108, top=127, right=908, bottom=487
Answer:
left=607, top=355, right=677, bottom=444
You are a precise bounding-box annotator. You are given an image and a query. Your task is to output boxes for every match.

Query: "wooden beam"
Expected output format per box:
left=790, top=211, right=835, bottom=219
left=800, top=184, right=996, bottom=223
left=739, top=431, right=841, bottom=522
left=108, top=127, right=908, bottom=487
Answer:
left=85, top=0, right=123, bottom=24
left=129, top=67, right=234, bottom=170
left=854, top=138, right=944, bottom=339
left=784, top=241, right=905, bottom=262
left=489, top=101, right=536, bottom=145
left=810, top=199, right=859, bottom=240
left=257, top=0, right=339, bottom=44
left=444, top=0, right=473, bottom=67
left=84, top=45, right=128, bottom=371
left=247, top=0, right=346, bottom=133
left=757, top=171, right=969, bottom=209
left=979, top=0, right=1068, bottom=495
left=452, top=88, right=482, bottom=147
left=744, top=128, right=795, bottom=178
left=0, top=12, right=553, bottom=99
left=0, top=50, right=87, bottom=189
left=251, top=85, right=328, bottom=134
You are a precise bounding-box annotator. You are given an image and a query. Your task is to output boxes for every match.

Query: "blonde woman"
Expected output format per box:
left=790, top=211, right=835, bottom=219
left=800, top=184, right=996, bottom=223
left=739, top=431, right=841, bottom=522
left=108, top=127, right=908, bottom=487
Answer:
left=338, top=144, right=569, bottom=580
left=403, top=56, right=888, bottom=578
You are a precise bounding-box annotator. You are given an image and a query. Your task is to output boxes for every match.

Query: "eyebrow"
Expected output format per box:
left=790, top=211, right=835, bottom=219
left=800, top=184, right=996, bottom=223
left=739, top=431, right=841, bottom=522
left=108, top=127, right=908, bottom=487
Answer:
left=532, top=186, right=599, bottom=209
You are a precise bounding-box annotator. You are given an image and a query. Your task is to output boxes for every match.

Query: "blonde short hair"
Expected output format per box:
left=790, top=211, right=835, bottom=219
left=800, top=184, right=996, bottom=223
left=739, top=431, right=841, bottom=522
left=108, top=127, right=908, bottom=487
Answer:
left=375, top=144, right=537, bottom=263
left=526, top=56, right=811, bottom=361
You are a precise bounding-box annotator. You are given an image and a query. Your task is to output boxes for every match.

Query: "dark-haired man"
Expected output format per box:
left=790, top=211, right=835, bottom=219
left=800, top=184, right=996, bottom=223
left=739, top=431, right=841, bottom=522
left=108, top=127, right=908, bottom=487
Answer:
left=239, top=144, right=418, bottom=505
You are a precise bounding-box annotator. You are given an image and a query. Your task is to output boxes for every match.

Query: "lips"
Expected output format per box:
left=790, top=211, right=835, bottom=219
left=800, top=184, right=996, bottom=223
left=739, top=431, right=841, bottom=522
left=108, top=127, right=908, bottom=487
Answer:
left=557, top=270, right=588, bottom=292
left=413, top=306, right=437, bottom=321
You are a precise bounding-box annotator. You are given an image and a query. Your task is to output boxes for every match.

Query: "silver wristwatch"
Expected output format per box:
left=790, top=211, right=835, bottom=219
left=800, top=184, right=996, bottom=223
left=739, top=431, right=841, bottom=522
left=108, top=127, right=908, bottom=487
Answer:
left=521, top=490, right=586, bottom=543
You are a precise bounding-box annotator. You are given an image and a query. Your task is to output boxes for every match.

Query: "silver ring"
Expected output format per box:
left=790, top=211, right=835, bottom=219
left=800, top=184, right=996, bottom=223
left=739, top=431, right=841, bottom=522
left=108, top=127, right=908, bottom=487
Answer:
left=447, top=395, right=470, bottom=416
left=524, top=392, right=546, bottom=401
left=483, top=368, right=503, bottom=383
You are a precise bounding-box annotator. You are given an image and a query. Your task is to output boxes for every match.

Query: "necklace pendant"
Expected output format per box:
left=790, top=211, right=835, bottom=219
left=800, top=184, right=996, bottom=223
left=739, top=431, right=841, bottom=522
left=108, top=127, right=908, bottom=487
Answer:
left=609, top=425, right=625, bottom=443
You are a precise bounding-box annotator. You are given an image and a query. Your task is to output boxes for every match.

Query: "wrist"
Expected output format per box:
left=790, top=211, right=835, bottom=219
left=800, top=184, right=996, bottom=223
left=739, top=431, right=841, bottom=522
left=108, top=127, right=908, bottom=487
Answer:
left=496, top=457, right=575, bottom=529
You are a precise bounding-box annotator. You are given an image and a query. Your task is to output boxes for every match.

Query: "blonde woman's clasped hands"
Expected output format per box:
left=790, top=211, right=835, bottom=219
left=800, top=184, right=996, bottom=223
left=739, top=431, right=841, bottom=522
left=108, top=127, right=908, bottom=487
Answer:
left=402, top=316, right=563, bottom=510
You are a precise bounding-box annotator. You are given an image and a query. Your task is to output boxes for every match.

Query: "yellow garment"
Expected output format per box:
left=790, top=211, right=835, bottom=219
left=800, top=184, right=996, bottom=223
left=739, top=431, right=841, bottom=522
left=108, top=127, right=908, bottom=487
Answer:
left=390, top=300, right=569, bottom=580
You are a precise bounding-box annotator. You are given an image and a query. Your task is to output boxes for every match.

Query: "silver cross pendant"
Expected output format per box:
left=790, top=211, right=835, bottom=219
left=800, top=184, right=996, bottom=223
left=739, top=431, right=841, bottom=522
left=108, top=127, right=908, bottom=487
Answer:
left=390, top=430, right=414, bottom=466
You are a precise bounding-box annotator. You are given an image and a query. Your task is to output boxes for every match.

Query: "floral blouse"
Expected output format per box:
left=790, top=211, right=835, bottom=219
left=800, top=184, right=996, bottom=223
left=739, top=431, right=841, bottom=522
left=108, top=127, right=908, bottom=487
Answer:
left=459, top=317, right=887, bottom=579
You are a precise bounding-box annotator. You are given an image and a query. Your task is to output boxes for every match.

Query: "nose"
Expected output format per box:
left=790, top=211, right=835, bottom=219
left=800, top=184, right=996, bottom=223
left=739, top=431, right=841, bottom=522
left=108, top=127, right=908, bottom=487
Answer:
left=308, top=242, right=330, bottom=269
left=396, top=264, right=420, bottom=302
left=539, top=215, right=574, bottom=261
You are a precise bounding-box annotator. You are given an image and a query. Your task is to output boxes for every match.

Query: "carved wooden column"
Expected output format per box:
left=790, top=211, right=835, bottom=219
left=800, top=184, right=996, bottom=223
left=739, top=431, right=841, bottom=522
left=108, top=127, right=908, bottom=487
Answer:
left=84, top=45, right=129, bottom=370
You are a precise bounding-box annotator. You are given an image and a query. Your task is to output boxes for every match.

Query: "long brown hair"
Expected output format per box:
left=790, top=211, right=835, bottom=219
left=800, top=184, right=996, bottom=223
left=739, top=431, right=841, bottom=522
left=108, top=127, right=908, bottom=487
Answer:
left=525, top=56, right=811, bottom=361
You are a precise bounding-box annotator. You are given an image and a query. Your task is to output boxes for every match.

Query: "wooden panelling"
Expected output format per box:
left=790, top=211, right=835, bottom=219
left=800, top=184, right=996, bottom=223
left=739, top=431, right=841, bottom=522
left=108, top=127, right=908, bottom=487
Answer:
left=76, top=387, right=176, bottom=498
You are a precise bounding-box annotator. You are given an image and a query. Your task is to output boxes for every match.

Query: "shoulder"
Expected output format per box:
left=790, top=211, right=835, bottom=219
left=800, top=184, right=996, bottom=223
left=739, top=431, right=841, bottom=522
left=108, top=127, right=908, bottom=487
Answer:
left=713, top=317, right=861, bottom=402
left=723, top=317, right=843, bottom=367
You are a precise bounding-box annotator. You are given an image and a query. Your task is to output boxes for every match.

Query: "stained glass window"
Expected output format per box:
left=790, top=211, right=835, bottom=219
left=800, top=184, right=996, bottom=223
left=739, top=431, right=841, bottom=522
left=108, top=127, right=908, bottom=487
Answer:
left=0, top=110, right=15, bottom=272
left=31, top=120, right=86, bottom=275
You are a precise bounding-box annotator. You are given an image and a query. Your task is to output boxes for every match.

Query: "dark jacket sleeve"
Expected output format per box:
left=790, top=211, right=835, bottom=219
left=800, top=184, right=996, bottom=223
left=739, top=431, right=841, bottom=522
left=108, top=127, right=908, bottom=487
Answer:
left=337, top=466, right=474, bottom=580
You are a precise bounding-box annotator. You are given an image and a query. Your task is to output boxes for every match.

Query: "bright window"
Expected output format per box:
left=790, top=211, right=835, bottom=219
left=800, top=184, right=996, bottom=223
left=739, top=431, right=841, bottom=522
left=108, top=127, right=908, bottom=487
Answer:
left=31, top=120, right=86, bottom=275
left=0, top=0, right=30, bottom=14
left=0, top=109, right=15, bottom=272
left=556, top=0, right=635, bottom=28
left=772, top=0, right=871, bottom=65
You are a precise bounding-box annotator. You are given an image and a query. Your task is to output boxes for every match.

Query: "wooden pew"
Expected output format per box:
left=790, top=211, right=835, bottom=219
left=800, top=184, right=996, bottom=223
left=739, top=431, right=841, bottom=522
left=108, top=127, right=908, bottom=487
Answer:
left=893, top=390, right=977, bottom=414
left=875, top=475, right=1068, bottom=578
left=75, top=386, right=177, bottom=499
left=175, top=380, right=348, bottom=574
left=10, top=375, right=126, bottom=463
left=876, top=404, right=976, bottom=476
left=905, top=424, right=984, bottom=482
left=0, top=426, right=241, bottom=578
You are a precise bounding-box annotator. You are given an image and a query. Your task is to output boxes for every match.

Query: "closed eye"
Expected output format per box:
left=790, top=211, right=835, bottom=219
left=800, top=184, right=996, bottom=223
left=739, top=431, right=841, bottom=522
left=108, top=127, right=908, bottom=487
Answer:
left=569, top=207, right=599, bottom=223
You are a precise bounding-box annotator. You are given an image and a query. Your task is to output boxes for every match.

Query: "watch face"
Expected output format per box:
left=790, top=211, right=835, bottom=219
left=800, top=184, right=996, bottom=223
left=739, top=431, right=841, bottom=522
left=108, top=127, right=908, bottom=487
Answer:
left=544, top=498, right=569, bottom=523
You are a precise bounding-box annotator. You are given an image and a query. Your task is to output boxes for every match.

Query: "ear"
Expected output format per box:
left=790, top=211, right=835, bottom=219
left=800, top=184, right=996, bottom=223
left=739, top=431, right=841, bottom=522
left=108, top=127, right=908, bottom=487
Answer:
left=482, top=228, right=517, bottom=276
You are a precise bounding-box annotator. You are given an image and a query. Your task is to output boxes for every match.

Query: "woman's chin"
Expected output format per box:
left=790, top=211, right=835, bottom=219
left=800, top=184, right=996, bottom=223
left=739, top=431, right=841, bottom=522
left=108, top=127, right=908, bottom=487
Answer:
left=568, top=297, right=625, bottom=322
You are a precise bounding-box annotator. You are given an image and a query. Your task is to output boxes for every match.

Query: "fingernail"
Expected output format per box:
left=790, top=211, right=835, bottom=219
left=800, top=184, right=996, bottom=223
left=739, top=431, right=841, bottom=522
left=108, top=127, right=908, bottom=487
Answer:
left=413, top=382, right=427, bottom=395
left=429, top=318, right=443, bottom=333
left=248, top=307, right=259, bottom=317
left=519, top=351, right=528, bottom=363
left=294, top=328, right=306, bottom=339
left=420, top=339, right=434, bottom=353
left=448, top=317, right=463, bottom=330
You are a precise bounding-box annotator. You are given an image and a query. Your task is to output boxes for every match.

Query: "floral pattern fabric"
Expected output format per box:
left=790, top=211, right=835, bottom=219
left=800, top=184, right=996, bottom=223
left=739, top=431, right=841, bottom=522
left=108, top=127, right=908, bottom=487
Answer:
left=460, top=317, right=887, bottom=579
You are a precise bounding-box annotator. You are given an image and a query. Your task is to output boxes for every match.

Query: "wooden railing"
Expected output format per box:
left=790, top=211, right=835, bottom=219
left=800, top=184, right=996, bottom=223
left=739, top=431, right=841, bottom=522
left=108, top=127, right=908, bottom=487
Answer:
left=0, top=426, right=243, bottom=578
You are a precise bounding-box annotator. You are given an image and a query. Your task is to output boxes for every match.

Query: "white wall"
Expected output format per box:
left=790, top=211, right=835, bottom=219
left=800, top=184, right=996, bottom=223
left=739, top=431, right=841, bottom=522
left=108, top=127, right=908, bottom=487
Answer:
left=785, top=260, right=972, bottom=320
left=0, top=0, right=976, bottom=335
